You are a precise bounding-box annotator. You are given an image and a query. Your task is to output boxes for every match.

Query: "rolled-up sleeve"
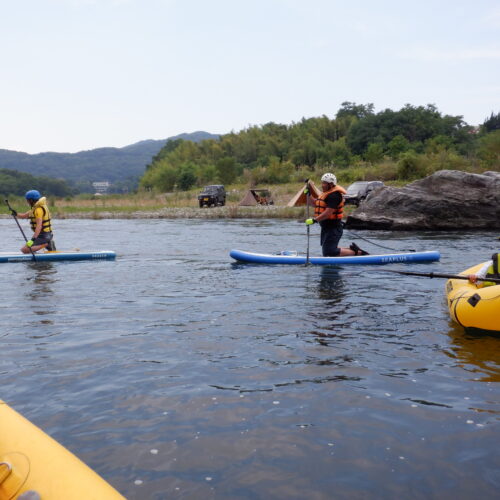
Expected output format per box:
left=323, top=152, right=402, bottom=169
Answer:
left=476, top=261, right=491, bottom=279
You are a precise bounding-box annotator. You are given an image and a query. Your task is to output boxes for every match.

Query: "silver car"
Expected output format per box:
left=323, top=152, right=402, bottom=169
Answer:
left=344, top=181, right=384, bottom=206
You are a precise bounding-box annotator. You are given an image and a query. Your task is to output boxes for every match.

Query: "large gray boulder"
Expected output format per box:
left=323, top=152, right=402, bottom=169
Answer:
left=346, top=170, right=500, bottom=230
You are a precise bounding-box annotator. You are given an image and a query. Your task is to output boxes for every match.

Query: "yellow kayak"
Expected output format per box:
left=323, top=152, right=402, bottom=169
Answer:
left=0, top=400, right=125, bottom=500
left=446, top=262, right=500, bottom=334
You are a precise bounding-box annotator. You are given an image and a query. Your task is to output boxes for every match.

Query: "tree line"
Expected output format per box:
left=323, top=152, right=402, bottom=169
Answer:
left=140, top=103, right=500, bottom=192
left=0, top=168, right=75, bottom=198
left=0, top=132, right=218, bottom=195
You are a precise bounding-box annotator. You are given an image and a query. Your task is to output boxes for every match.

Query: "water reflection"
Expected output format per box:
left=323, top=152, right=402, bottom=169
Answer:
left=307, top=267, right=348, bottom=344
left=315, top=267, right=346, bottom=303
left=445, top=322, right=500, bottom=382
left=26, top=262, right=57, bottom=325
left=26, top=262, right=57, bottom=293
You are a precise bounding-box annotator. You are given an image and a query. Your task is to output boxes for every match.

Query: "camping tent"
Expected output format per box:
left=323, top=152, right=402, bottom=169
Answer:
left=286, top=181, right=321, bottom=207
left=239, top=189, right=274, bottom=206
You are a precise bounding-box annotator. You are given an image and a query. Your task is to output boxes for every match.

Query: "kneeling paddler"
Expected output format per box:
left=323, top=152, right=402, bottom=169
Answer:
left=10, top=190, right=57, bottom=254
left=304, top=172, right=369, bottom=257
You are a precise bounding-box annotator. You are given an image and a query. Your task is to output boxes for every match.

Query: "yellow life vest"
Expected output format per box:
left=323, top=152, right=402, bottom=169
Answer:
left=483, top=253, right=500, bottom=287
left=29, top=197, right=53, bottom=234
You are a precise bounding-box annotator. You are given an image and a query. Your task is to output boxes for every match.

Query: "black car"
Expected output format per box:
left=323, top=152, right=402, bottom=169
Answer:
left=344, top=181, right=384, bottom=206
left=198, top=185, right=226, bottom=207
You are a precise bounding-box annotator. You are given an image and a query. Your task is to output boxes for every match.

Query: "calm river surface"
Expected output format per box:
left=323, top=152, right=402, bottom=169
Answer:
left=1, top=218, right=499, bottom=499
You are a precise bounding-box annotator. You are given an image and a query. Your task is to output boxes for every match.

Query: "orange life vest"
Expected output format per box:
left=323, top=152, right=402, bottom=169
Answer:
left=314, top=185, right=346, bottom=221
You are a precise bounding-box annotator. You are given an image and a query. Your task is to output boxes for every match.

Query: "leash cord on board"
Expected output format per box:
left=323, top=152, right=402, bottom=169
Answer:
left=343, top=225, right=416, bottom=253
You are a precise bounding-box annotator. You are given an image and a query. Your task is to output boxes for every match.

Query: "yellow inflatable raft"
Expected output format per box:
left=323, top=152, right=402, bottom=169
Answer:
left=446, top=262, right=500, bottom=334
left=0, top=400, right=125, bottom=500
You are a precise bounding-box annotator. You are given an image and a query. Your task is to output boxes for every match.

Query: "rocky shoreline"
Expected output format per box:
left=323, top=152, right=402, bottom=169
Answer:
left=347, top=170, right=500, bottom=230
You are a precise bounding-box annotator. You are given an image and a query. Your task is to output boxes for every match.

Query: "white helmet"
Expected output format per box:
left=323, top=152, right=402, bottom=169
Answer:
left=321, top=172, right=337, bottom=185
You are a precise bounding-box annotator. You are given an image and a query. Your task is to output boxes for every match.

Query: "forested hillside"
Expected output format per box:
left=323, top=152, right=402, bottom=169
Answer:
left=0, top=131, right=219, bottom=194
left=0, top=168, right=74, bottom=197
left=140, top=103, right=500, bottom=191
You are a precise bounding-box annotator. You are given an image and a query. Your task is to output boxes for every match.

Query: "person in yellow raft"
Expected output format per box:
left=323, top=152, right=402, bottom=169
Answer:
left=468, top=253, right=500, bottom=287
left=305, top=172, right=369, bottom=257
left=11, top=190, right=56, bottom=253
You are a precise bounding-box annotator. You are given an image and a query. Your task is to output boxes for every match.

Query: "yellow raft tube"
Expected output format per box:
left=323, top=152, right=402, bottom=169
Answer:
left=0, top=400, right=125, bottom=500
left=446, top=262, right=500, bottom=334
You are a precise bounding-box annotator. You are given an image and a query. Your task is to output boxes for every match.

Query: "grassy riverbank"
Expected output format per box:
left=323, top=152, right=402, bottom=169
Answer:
left=9, top=158, right=491, bottom=219
left=1, top=181, right=356, bottom=219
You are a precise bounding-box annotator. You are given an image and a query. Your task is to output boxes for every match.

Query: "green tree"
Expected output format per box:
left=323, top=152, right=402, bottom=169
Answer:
left=482, top=112, right=500, bottom=133
left=266, top=157, right=293, bottom=183
left=336, top=101, right=375, bottom=120
left=477, top=130, right=500, bottom=166
left=321, top=138, right=351, bottom=167
left=365, top=143, right=384, bottom=163
left=346, top=114, right=381, bottom=154
left=347, top=104, right=470, bottom=156
left=0, top=168, right=75, bottom=197
left=423, top=135, right=454, bottom=154
left=216, top=157, right=237, bottom=185
left=177, top=164, right=198, bottom=191
left=147, top=164, right=178, bottom=192
left=397, top=151, right=427, bottom=180
left=199, top=164, right=218, bottom=185
left=138, top=103, right=481, bottom=192
left=147, top=138, right=184, bottom=169
left=387, top=135, right=411, bottom=158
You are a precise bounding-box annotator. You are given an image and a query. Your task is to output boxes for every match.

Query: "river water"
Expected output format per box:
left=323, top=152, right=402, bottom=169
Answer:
left=1, top=218, right=499, bottom=499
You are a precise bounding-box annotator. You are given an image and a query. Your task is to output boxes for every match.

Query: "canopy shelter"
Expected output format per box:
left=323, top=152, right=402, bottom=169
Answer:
left=239, top=189, right=274, bottom=206
left=286, top=181, right=321, bottom=207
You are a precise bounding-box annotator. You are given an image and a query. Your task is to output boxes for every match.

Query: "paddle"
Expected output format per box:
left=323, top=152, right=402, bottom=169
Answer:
left=305, top=179, right=311, bottom=266
left=381, top=269, right=500, bottom=284
left=4, top=199, right=37, bottom=262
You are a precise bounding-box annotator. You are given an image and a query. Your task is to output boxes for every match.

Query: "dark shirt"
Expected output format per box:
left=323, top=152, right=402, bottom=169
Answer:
left=324, top=191, right=342, bottom=209
left=318, top=191, right=343, bottom=228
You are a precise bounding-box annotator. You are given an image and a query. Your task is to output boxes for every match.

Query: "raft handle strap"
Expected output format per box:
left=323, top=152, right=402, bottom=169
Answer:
left=467, top=293, right=481, bottom=307
left=0, top=462, right=12, bottom=484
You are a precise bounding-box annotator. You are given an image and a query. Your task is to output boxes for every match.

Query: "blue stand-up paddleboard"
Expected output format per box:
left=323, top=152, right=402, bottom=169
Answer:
left=230, top=249, right=440, bottom=265
left=0, top=250, right=116, bottom=263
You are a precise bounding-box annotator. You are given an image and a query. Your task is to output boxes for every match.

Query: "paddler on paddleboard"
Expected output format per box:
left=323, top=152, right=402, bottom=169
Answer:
left=9, top=190, right=57, bottom=254
left=305, top=172, right=369, bottom=257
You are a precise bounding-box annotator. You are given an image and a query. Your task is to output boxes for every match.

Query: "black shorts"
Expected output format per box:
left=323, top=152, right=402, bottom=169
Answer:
left=319, top=223, right=343, bottom=257
left=33, top=232, right=54, bottom=250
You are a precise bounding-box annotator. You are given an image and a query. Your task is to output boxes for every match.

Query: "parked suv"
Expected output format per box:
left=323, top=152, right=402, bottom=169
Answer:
left=344, top=181, right=384, bottom=206
left=198, top=185, right=226, bottom=207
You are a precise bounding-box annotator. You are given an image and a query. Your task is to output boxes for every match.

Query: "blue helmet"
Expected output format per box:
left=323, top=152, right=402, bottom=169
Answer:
left=25, top=190, right=41, bottom=201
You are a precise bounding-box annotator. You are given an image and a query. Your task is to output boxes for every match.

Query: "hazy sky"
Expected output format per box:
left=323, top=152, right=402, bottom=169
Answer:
left=1, top=0, right=499, bottom=153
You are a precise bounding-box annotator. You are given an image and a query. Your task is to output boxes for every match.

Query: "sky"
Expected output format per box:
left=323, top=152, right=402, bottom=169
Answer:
left=1, top=0, right=499, bottom=154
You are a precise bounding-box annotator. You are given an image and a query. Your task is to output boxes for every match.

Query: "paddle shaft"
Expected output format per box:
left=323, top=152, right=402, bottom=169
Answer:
left=4, top=199, right=37, bottom=262
left=383, top=269, right=500, bottom=284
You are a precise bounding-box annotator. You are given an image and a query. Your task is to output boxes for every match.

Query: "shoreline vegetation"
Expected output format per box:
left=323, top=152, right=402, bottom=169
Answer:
left=1, top=182, right=358, bottom=220
left=1, top=105, right=498, bottom=220
left=0, top=188, right=316, bottom=219
left=2, top=164, right=497, bottom=220
left=58, top=206, right=309, bottom=220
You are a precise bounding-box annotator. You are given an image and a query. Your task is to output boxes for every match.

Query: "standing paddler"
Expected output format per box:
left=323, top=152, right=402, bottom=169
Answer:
left=304, top=172, right=369, bottom=257
left=9, top=190, right=56, bottom=254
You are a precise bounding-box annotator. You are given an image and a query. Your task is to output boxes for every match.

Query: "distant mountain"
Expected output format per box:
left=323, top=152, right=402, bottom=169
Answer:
left=0, top=131, right=219, bottom=192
